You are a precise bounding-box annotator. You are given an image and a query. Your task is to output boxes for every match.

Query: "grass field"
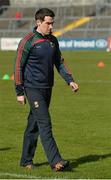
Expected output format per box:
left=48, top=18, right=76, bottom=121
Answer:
left=0, top=50, right=111, bottom=179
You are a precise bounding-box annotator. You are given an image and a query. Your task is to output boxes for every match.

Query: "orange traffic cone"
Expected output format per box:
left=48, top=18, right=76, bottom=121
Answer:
left=10, top=74, right=14, bottom=80
left=97, top=61, right=105, bottom=68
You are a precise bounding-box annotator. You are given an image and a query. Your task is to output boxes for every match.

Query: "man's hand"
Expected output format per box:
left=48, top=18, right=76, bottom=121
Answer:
left=70, top=82, right=79, bottom=92
left=17, top=96, right=26, bottom=105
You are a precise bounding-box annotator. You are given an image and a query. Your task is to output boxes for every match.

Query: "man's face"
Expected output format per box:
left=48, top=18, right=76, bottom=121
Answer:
left=36, top=16, right=54, bottom=35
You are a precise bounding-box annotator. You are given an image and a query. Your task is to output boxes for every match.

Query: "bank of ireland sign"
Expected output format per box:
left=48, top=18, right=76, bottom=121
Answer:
left=58, top=38, right=108, bottom=50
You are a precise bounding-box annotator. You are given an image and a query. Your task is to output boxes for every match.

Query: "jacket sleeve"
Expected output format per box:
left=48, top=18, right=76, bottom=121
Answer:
left=14, top=38, right=30, bottom=96
left=54, top=37, right=74, bottom=85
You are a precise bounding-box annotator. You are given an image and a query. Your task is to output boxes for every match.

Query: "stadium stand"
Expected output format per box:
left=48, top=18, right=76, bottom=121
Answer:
left=0, top=0, right=111, bottom=38
left=0, top=0, right=10, bottom=14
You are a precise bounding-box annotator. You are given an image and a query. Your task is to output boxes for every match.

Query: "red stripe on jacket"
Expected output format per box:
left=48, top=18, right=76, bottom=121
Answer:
left=32, top=39, right=50, bottom=46
left=15, top=32, right=34, bottom=85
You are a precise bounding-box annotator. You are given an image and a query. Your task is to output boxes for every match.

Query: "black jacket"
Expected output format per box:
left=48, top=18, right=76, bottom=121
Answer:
left=14, top=27, right=74, bottom=96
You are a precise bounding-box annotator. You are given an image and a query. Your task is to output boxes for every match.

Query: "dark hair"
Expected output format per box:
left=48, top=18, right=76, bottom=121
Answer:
left=35, top=8, right=55, bottom=21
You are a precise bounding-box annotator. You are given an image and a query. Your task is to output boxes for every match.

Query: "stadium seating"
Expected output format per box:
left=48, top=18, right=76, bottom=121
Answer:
left=0, top=0, right=111, bottom=38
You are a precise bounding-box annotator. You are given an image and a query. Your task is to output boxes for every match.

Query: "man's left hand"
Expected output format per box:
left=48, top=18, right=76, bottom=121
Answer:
left=70, top=82, right=79, bottom=92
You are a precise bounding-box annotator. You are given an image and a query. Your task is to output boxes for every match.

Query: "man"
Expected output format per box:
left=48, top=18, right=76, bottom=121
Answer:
left=14, top=8, right=79, bottom=171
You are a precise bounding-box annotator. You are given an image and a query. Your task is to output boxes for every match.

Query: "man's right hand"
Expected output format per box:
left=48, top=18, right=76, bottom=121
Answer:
left=17, top=96, right=26, bottom=105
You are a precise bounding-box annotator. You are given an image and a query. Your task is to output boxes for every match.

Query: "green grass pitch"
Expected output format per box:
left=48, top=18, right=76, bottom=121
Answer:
left=0, top=50, right=111, bottom=178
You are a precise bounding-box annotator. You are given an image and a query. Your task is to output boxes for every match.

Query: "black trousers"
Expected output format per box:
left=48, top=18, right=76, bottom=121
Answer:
left=20, top=88, right=62, bottom=167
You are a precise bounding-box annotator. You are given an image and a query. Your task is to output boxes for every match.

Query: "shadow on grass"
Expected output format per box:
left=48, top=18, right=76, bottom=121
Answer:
left=68, top=153, right=111, bottom=171
left=34, top=162, right=49, bottom=167
left=33, top=153, right=111, bottom=172
left=0, top=147, right=12, bottom=151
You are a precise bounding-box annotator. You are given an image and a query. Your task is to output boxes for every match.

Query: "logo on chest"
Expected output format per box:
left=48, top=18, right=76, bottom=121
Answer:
left=50, top=42, right=55, bottom=48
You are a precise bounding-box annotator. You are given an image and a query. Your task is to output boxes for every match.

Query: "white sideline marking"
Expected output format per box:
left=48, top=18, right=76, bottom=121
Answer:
left=0, top=172, right=39, bottom=179
left=55, top=79, right=111, bottom=84
left=78, top=80, right=111, bottom=83
left=0, top=172, right=65, bottom=179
